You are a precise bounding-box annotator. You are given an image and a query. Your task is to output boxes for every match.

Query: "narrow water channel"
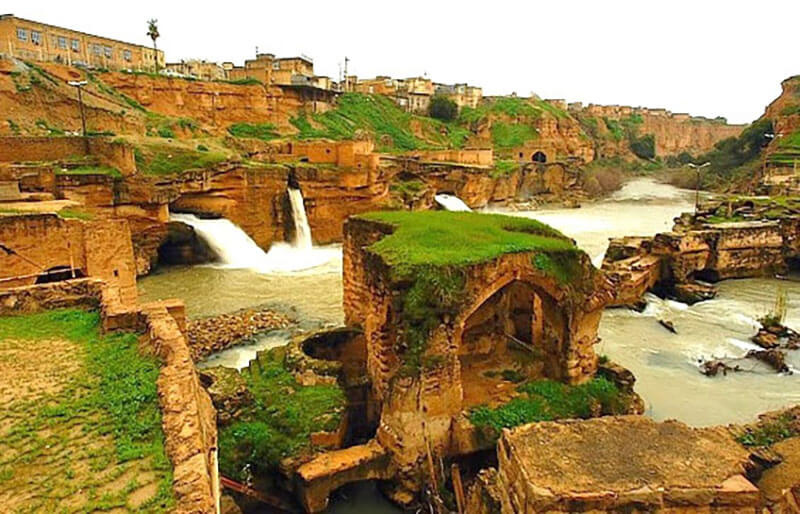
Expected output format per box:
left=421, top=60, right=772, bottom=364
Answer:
left=138, top=177, right=800, bottom=510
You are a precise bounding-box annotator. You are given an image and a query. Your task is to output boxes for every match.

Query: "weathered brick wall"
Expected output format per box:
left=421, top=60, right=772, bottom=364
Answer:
left=0, top=214, right=137, bottom=306
left=0, top=136, right=88, bottom=162
left=0, top=137, right=135, bottom=175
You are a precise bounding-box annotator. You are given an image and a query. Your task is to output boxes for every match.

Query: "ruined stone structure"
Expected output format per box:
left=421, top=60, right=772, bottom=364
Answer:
left=0, top=214, right=138, bottom=305
left=342, top=212, right=616, bottom=501
left=603, top=213, right=800, bottom=306
left=467, top=416, right=759, bottom=513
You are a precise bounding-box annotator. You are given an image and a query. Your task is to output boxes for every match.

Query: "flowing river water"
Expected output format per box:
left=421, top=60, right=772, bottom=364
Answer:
left=137, top=178, right=800, bottom=509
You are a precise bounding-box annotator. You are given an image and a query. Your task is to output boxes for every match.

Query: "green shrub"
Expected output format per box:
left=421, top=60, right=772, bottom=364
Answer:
left=196, top=144, right=209, bottom=152
left=157, top=126, right=175, bottom=139
left=429, top=95, right=459, bottom=122
left=629, top=134, right=656, bottom=159
left=218, top=348, right=345, bottom=480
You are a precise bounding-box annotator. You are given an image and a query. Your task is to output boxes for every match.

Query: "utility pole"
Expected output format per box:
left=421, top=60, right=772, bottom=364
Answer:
left=68, top=80, right=88, bottom=137
left=343, top=56, right=349, bottom=92
left=688, top=162, right=710, bottom=215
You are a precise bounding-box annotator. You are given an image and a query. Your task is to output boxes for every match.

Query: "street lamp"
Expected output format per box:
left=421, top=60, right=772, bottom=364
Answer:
left=687, top=162, right=711, bottom=215
left=68, top=80, right=88, bottom=137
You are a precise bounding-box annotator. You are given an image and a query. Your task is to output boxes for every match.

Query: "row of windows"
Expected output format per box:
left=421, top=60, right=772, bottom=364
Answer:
left=16, top=27, right=132, bottom=61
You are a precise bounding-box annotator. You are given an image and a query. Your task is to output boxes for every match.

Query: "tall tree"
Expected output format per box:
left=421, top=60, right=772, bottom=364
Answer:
left=147, top=19, right=160, bottom=72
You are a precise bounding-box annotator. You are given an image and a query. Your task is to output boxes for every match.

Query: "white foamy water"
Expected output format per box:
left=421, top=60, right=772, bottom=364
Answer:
left=289, top=187, right=313, bottom=249
left=171, top=188, right=338, bottom=273
left=434, top=193, right=472, bottom=211
left=143, top=178, right=800, bottom=428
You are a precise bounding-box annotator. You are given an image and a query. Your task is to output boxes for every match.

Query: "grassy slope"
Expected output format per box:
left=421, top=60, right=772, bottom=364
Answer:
left=0, top=309, right=174, bottom=511
left=218, top=347, right=346, bottom=481
left=291, top=93, right=469, bottom=151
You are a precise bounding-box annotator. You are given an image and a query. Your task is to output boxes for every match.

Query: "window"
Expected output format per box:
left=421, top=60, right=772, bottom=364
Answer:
left=272, top=61, right=280, bottom=70
left=123, top=49, right=132, bottom=61
left=58, top=36, right=67, bottom=49
left=103, top=46, right=112, bottom=58
left=71, top=39, right=80, bottom=51
left=31, top=31, right=41, bottom=45
left=92, top=44, right=102, bottom=56
left=17, top=28, right=27, bottom=41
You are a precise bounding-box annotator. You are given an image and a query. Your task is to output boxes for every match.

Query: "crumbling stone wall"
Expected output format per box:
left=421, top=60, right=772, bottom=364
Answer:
left=0, top=136, right=135, bottom=175
left=0, top=214, right=137, bottom=305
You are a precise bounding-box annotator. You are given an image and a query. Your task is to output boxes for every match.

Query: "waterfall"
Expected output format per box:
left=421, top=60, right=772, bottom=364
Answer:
left=171, top=205, right=339, bottom=273
left=170, top=213, right=269, bottom=269
left=288, top=187, right=313, bottom=249
left=434, top=193, right=472, bottom=212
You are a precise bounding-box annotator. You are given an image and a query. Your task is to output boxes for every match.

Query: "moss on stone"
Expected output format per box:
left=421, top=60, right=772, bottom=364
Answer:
left=358, top=211, right=579, bottom=273
left=469, top=377, right=632, bottom=435
left=218, top=347, right=346, bottom=481
left=356, top=211, right=589, bottom=376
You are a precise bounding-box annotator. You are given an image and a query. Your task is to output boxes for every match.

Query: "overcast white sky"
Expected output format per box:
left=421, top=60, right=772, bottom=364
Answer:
left=6, top=0, right=798, bottom=124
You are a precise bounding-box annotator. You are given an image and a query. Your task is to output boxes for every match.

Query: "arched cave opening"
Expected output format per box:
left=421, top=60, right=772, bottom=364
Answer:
left=532, top=151, right=548, bottom=163
left=35, top=266, right=86, bottom=284
left=156, top=220, right=219, bottom=267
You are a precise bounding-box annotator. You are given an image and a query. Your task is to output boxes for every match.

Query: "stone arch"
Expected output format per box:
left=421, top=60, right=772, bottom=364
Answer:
left=454, top=273, right=571, bottom=407
left=532, top=151, right=547, bottom=163
left=35, top=265, right=85, bottom=284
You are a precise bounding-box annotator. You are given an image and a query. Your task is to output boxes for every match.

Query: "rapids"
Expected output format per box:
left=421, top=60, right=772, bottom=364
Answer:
left=141, top=177, right=800, bottom=427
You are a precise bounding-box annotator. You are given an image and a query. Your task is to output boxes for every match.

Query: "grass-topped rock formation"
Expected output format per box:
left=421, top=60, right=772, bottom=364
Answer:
left=342, top=210, right=633, bottom=501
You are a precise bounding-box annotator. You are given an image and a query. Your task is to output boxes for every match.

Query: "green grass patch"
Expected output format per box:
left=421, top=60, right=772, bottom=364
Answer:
left=0, top=309, right=174, bottom=510
left=490, top=122, right=538, bottom=148
left=224, top=77, right=263, bottom=86
left=358, top=211, right=578, bottom=271
left=228, top=122, right=279, bottom=141
left=291, top=93, right=462, bottom=151
left=57, top=207, right=94, bottom=221
left=469, top=377, right=630, bottom=433
left=491, top=159, right=520, bottom=178
left=736, top=413, right=797, bottom=447
left=218, top=347, right=346, bottom=481
left=56, top=165, right=122, bottom=178
left=134, top=142, right=229, bottom=176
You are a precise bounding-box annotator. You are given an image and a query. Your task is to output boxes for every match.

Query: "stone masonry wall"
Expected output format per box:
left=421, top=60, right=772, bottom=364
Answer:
left=0, top=214, right=138, bottom=306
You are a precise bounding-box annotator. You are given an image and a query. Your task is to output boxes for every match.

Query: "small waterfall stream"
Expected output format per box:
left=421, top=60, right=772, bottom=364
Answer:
left=171, top=188, right=337, bottom=273
left=288, top=187, right=313, bottom=249
left=434, top=193, right=472, bottom=211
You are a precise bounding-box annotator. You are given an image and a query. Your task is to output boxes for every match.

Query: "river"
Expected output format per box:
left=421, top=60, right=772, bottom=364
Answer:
left=138, top=178, right=800, bottom=509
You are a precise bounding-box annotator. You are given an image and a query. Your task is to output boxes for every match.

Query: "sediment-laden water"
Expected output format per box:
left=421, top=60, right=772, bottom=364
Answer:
left=139, top=178, right=800, bottom=424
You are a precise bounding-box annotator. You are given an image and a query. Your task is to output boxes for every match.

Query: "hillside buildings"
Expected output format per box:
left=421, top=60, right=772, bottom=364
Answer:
left=0, top=14, right=164, bottom=71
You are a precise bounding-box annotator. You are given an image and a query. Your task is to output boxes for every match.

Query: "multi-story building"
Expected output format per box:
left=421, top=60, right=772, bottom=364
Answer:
left=164, top=59, right=225, bottom=81
left=434, top=82, right=483, bottom=110
left=397, top=76, right=434, bottom=114
left=226, top=52, right=337, bottom=112
left=0, top=14, right=164, bottom=71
